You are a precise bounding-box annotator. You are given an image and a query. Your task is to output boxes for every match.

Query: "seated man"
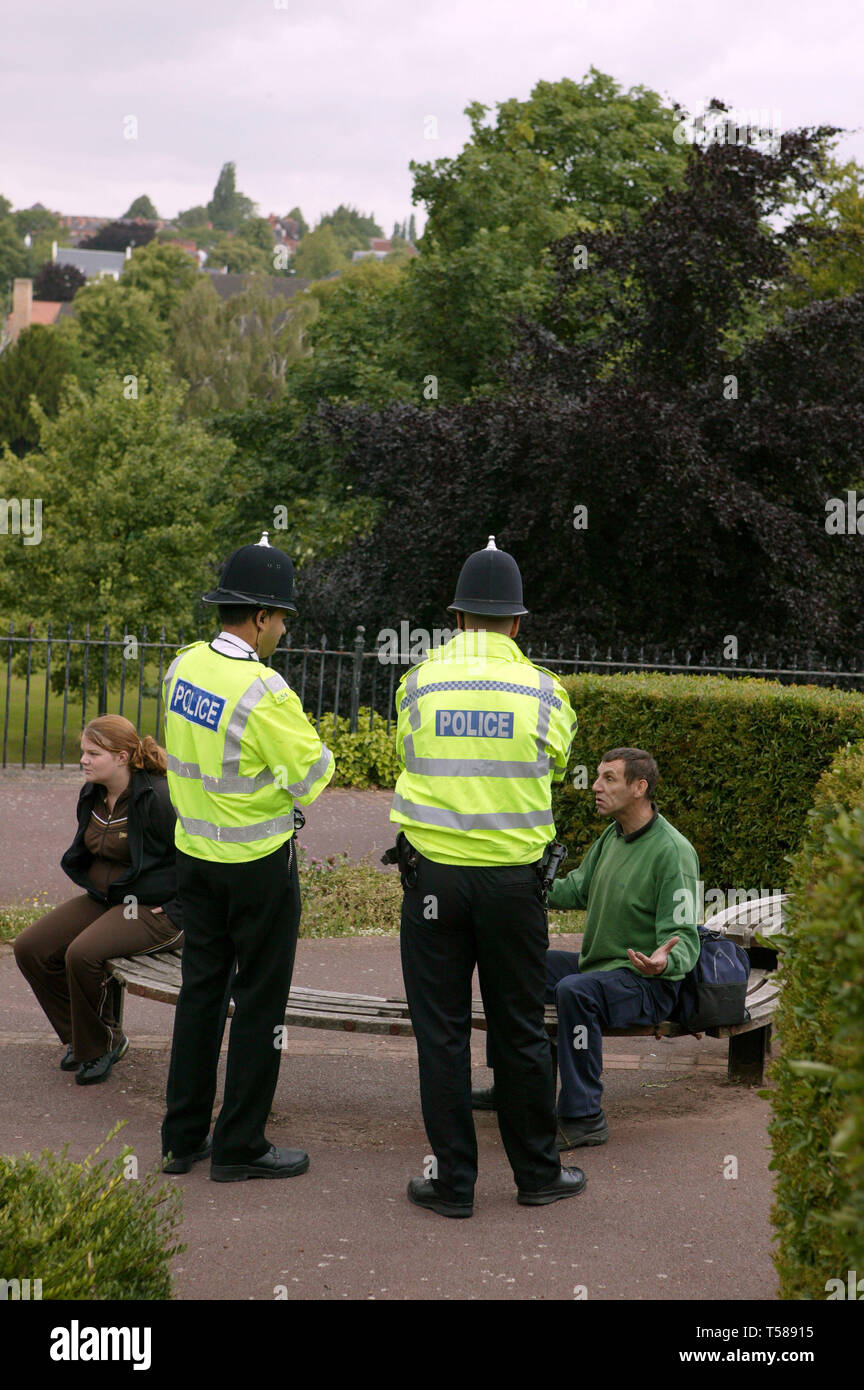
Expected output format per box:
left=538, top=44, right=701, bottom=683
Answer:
left=473, top=747, right=700, bottom=1151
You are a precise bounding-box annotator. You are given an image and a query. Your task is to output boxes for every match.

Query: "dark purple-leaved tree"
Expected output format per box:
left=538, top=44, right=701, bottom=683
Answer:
left=278, top=120, right=864, bottom=658
left=79, top=220, right=156, bottom=253
left=32, top=260, right=86, bottom=301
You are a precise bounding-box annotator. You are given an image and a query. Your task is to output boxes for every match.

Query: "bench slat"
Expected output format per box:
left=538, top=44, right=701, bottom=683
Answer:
left=107, top=925, right=780, bottom=1051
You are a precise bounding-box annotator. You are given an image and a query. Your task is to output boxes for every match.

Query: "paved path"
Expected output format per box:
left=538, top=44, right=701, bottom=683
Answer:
left=0, top=770, right=396, bottom=906
left=0, top=939, right=778, bottom=1302
left=0, top=768, right=780, bottom=1301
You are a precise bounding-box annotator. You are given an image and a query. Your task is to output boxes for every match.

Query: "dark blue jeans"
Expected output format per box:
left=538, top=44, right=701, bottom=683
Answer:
left=546, top=951, right=680, bottom=1118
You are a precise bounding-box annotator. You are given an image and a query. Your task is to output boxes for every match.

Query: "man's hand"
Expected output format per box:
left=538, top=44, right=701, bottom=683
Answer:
left=627, top=936, right=679, bottom=977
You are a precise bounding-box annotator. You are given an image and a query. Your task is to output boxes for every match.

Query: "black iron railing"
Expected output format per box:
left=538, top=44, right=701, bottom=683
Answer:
left=2, top=620, right=863, bottom=768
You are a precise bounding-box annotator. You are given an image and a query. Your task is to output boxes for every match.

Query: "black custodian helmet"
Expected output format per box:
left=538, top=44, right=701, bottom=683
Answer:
left=201, top=532, right=298, bottom=613
left=447, top=536, right=528, bottom=617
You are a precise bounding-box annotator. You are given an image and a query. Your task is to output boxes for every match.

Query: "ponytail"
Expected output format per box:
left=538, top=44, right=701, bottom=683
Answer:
left=130, top=734, right=167, bottom=775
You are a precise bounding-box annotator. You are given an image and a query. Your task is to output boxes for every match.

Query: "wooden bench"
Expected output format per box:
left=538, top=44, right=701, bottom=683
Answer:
left=106, top=892, right=784, bottom=1087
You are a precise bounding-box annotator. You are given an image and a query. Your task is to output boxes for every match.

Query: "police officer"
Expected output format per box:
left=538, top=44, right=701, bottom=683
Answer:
left=160, top=533, right=334, bottom=1181
left=393, top=537, right=587, bottom=1216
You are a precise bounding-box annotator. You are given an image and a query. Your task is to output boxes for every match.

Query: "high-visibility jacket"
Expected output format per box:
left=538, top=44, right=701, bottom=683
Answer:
left=390, top=629, right=577, bottom=866
left=162, top=642, right=334, bottom=863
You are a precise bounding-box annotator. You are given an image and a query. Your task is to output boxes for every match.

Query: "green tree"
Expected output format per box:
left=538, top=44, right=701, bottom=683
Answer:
left=207, top=162, right=256, bottom=232
left=206, top=235, right=272, bottom=275
left=121, top=241, right=199, bottom=320
left=292, top=225, right=349, bottom=280
left=175, top=205, right=210, bottom=230
left=168, top=277, right=318, bottom=416
left=0, top=363, right=234, bottom=642
left=318, top=204, right=383, bottom=258
left=14, top=206, right=62, bottom=241
left=0, top=217, right=29, bottom=292
left=236, top=217, right=275, bottom=253
left=291, top=258, right=415, bottom=408
left=0, top=325, right=79, bottom=455
left=124, top=195, right=159, bottom=220
left=61, top=277, right=167, bottom=379
left=285, top=206, right=309, bottom=238
left=412, top=70, right=688, bottom=255
left=782, top=160, right=864, bottom=305
left=391, top=70, right=695, bottom=399
left=210, top=394, right=381, bottom=569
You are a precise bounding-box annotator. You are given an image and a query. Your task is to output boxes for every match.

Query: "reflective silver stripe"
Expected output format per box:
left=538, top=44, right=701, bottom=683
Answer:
left=166, top=753, right=276, bottom=795
left=535, top=670, right=553, bottom=753
left=162, top=653, right=184, bottom=704
left=177, top=813, right=296, bottom=843
left=400, top=751, right=551, bottom=778
left=222, top=677, right=272, bottom=773
left=280, top=743, right=333, bottom=796
left=391, top=794, right=554, bottom=832
left=163, top=653, right=184, bottom=687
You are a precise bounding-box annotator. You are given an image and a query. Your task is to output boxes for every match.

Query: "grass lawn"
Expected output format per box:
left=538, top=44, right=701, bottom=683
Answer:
left=1, top=671, right=166, bottom=767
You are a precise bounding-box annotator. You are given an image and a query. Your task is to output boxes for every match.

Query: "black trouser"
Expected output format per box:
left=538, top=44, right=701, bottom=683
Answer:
left=161, top=839, right=300, bottom=1166
left=400, top=853, right=561, bottom=1203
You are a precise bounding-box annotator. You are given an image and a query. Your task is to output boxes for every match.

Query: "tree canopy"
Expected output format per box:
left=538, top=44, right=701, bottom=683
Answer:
left=124, top=195, right=159, bottom=220
left=0, top=364, right=234, bottom=650
left=207, top=162, right=256, bottom=231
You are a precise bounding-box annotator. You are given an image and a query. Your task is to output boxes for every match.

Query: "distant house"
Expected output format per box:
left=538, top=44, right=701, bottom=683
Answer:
left=59, top=213, right=169, bottom=246
left=59, top=214, right=111, bottom=245
left=269, top=214, right=301, bottom=256
left=351, top=236, right=417, bottom=264
left=52, top=242, right=131, bottom=280
left=2, top=279, right=63, bottom=348
left=203, top=270, right=310, bottom=304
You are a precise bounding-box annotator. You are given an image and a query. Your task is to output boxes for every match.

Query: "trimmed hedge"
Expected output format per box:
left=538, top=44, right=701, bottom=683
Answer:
left=309, top=674, right=864, bottom=894
left=553, top=673, right=864, bottom=891
left=768, top=743, right=864, bottom=1299
left=0, top=1123, right=183, bottom=1299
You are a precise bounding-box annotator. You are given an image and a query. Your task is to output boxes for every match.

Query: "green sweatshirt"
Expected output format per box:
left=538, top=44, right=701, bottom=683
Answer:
left=547, top=810, right=700, bottom=980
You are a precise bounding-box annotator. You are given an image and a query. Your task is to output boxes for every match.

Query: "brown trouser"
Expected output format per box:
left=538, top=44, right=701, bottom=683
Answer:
left=13, top=894, right=182, bottom=1063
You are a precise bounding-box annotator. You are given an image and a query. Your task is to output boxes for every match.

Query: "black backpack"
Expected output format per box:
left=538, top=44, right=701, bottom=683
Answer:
left=673, top=927, right=750, bottom=1035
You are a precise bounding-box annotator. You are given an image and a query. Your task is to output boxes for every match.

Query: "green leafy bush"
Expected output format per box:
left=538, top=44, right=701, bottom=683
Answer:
left=295, top=845, right=582, bottom=939
left=313, top=706, right=400, bottom=788
left=297, top=847, right=403, bottom=936
left=0, top=1123, right=183, bottom=1299
left=554, top=673, right=864, bottom=891
left=768, top=742, right=864, bottom=1299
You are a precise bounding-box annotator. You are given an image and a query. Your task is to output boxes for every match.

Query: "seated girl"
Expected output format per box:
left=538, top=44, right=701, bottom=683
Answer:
left=13, top=714, right=182, bottom=1084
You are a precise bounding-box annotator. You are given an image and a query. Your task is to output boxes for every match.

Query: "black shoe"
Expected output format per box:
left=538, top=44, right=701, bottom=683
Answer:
left=517, top=1165, right=587, bottom=1205
left=556, top=1110, right=609, bottom=1149
left=406, top=1177, right=473, bottom=1219
left=210, top=1144, right=310, bottom=1182
left=162, top=1135, right=213, bottom=1174
left=60, top=1044, right=78, bottom=1072
left=74, top=1034, right=129, bottom=1086
left=471, top=1085, right=497, bottom=1111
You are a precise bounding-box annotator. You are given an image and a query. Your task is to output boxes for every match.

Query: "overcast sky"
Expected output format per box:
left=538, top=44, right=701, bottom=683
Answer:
left=1, top=0, right=861, bottom=234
